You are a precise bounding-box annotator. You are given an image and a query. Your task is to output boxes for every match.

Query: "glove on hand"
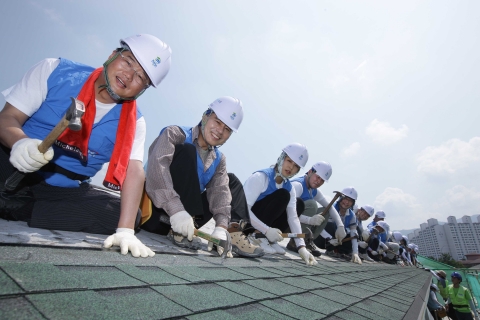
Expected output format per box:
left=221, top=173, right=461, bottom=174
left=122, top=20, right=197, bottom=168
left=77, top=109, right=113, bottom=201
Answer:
left=351, top=253, right=362, bottom=264
left=170, top=211, right=194, bottom=241
left=378, top=249, right=384, bottom=255
left=103, top=228, right=155, bottom=258
left=298, top=247, right=318, bottom=266
left=207, top=227, right=233, bottom=258
left=370, top=250, right=378, bottom=256
left=379, top=242, right=388, bottom=250
left=10, top=138, right=54, bottom=173
left=308, top=214, right=325, bottom=226
left=329, top=239, right=340, bottom=246
left=265, top=228, right=283, bottom=243
left=335, top=227, right=347, bottom=243
left=358, top=241, right=368, bottom=249
left=362, top=230, right=370, bottom=241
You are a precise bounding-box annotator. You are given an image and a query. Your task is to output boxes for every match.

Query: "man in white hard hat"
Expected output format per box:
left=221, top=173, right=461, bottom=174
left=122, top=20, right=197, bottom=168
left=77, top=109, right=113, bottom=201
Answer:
left=142, top=97, right=263, bottom=259
left=241, top=143, right=317, bottom=266
left=355, top=204, right=375, bottom=262
left=316, top=187, right=363, bottom=265
left=366, top=210, right=386, bottom=230
left=362, top=221, right=391, bottom=262
left=0, top=34, right=171, bottom=258
left=286, top=161, right=346, bottom=257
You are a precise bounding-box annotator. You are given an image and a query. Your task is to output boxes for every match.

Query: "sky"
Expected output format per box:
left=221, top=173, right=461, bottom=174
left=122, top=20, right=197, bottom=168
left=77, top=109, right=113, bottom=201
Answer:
left=1, top=1, right=479, bottom=231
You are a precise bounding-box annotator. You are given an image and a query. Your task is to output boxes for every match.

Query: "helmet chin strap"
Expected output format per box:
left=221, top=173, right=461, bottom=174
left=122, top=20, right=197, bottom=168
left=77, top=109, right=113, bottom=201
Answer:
left=99, top=49, right=147, bottom=102
left=200, top=113, right=214, bottom=150
left=275, top=152, right=295, bottom=182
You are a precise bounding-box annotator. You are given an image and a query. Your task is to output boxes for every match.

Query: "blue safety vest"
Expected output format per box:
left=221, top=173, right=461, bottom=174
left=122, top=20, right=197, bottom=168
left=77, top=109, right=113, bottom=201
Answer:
left=255, top=168, right=292, bottom=202
left=22, top=58, right=142, bottom=187
left=334, top=202, right=356, bottom=232
left=367, top=221, right=387, bottom=242
left=291, top=175, right=317, bottom=201
left=158, top=126, right=222, bottom=192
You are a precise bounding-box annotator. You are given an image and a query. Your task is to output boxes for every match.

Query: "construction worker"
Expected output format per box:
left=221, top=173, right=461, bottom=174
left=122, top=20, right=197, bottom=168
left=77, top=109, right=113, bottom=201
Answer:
left=142, top=97, right=263, bottom=258
left=427, top=283, right=446, bottom=319
left=316, top=187, right=363, bottom=265
left=366, top=210, right=386, bottom=230
left=286, top=161, right=346, bottom=257
left=431, top=270, right=449, bottom=301
left=0, top=34, right=171, bottom=258
left=446, top=272, right=479, bottom=320
left=356, top=204, right=375, bottom=262
left=362, top=221, right=390, bottom=262
left=242, top=143, right=317, bottom=266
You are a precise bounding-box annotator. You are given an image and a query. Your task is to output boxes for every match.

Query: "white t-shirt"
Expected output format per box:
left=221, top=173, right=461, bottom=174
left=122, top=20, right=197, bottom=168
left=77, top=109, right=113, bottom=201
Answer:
left=243, top=171, right=305, bottom=248
left=1, top=58, right=146, bottom=161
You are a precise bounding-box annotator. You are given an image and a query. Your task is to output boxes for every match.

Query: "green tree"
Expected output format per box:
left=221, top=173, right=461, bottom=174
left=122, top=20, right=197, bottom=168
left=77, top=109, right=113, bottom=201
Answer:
left=438, top=253, right=465, bottom=268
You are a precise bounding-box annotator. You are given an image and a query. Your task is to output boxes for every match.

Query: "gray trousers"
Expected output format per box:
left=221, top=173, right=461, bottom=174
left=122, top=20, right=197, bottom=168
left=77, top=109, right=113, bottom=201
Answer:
left=300, top=199, right=330, bottom=240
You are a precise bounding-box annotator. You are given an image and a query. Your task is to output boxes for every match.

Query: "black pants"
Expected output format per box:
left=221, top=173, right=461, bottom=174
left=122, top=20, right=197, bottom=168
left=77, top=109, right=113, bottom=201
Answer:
left=248, top=188, right=304, bottom=233
left=0, top=145, right=134, bottom=235
left=141, top=143, right=246, bottom=235
left=315, top=222, right=353, bottom=254
left=367, top=238, right=381, bottom=261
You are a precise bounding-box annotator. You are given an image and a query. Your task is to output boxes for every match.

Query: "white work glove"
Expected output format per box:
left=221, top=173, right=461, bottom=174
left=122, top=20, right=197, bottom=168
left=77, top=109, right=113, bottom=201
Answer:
left=265, top=228, right=283, bottom=243
left=378, top=248, right=384, bottom=255
left=328, top=239, right=340, bottom=246
left=10, top=138, right=54, bottom=173
left=379, top=242, right=388, bottom=250
left=351, top=253, right=362, bottom=264
left=307, top=214, right=325, bottom=226
left=370, top=250, right=378, bottom=256
left=362, top=230, right=370, bottom=241
left=335, top=227, right=347, bottom=243
left=170, top=210, right=194, bottom=241
left=298, top=247, right=318, bottom=266
left=103, top=228, right=155, bottom=258
left=358, top=241, right=368, bottom=249
left=207, top=227, right=233, bottom=258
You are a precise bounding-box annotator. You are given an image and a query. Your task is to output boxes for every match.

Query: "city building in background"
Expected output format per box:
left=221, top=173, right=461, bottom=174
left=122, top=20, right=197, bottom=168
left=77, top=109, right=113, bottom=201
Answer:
left=409, top=216, right=480, bottom=261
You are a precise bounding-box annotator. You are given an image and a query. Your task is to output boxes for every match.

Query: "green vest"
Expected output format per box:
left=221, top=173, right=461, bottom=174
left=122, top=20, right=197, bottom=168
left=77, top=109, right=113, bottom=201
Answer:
left=439, top=279, right=449, bottom=299
left=447, top=284, right=470, bottom=313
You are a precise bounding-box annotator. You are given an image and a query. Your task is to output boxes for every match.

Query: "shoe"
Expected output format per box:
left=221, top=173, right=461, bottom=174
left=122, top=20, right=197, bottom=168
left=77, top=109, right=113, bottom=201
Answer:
left=360, top=253, right=374, bottom=262
left=248, top=234, right=276, bottom=254
left=228, top=222, right=264, bottom=258
left=306, top=241, right=322, bottom=257
left=269, top=241, right=286, bottom=255
left=325, top=250, right=340, bottom=258
left=167, top=230, right=202, bottom=250
left=286, top=238, right=297, bottom=252
left=0, top=190, right=34, bottom=221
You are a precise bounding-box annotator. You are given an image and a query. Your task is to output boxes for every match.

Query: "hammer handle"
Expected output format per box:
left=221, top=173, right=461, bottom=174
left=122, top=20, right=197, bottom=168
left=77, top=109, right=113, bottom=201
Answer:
left=38, top=117, right=70, bottom=153
left=254, top=233, right=306, bottom=239
left=4, top=171, right=26, bottom=191
left=321, top=192, right=342, bottom=217
left=194, top=229, right=223, bottom=246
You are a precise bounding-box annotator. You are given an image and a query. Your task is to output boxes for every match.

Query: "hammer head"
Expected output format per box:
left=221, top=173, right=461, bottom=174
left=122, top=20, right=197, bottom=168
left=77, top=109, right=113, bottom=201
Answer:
left=65, top=97, right=85, bottom=131
left=305, top=227, right=314, bottom=242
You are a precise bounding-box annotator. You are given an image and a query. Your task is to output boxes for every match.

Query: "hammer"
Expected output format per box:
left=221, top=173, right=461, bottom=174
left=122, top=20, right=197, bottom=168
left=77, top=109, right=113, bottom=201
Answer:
left=4, top=97, right=85, bottom=191
left=320, top=191, right=343, bottom=217
left=193, top=228, right=232, bottom=259
left=254, top=227, right=314, bottom=242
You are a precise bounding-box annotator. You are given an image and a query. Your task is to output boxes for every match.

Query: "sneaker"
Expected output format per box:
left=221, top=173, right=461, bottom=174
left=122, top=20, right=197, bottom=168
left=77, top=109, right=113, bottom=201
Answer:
left=360, top=253, right=374, bottom=262
left=0, top=190, right=34, bottom=221
left=167, top=230, right=202, bottom=250
left=306, top=241, right=322, bottom=257
left=269, top=241, right=286, bottom=255
left=228, top=222, right=264, bottom=258
left=286, top=238, right=297, bottom=252
left=248, top=234, right=276, bottom=254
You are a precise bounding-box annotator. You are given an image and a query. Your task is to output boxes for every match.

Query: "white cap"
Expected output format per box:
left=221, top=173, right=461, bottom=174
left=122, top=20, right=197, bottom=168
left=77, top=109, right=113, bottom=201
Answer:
left=376, top=221, right=389, bottom=233
left=120, top=34, right=172, bottom=88
left=283, top=143, right=309, bottom=167
left=208, top=96, right=244, bottom=132
left=375, top=210, right=386, bottom=219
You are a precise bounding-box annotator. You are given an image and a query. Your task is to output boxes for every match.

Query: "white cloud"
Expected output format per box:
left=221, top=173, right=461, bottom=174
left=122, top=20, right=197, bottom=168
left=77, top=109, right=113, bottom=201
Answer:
left=341, top=142, right=360, bottom=158
left=365, top=119, right=409, bottom=146
left=373, top=187, right=422, bottom=229
left=416, top=137, right=480, bottom=176
left=353, top=60, right=367, bottom=73
left=31, top=2, right=66, bottom=26
left=434, top=185, right=480, bottom=214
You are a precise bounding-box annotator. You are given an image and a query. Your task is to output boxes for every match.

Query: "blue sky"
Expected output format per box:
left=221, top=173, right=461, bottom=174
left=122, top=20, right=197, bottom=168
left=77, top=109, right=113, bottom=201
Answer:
left=1, top=1, right=479, bottom=231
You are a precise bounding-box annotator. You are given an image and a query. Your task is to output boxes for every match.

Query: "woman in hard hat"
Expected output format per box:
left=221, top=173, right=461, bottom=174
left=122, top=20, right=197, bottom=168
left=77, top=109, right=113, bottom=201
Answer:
left=446, top=272, right=479, bottom=320
left=242, top=143, right=317, bottom=266
left=143, top=97, right=263, bottom=259
left=355, top=204, right=375, bottom=262
left=316, top=187, right=363, bottom=264
left=0, top=34, right=171, bottom=258
left=287, top=161, right=346, bottom=257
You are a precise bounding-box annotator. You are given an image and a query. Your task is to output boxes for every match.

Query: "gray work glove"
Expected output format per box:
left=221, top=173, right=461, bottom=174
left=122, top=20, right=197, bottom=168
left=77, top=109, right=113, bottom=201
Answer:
left=103, top=228, right=155, bottom=258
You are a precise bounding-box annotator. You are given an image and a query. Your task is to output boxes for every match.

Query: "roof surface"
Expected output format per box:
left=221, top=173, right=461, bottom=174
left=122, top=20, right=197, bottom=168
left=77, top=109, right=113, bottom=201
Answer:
left=0, top=219, right=431, bottom=320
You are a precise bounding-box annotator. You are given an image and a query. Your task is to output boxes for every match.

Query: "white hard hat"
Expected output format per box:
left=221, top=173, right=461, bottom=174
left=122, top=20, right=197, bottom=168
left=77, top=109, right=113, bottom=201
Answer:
left=393, top=231, right=403, bottom=243
left=311, top=161, right=332, bottom=182
left=208, top=96, right=244, bottom=132
left=408, top=243, right=415, bottom=249
left=376, top=221, right=389, bottom=233
left=361, top=204, right=375, bottom=216
left=282, top=143, right=309, bottom=168
left=120, top=34, right=172, bottom=88
left=388, top=242, right=400, bottom=254
left=340, top=186, right=358, bottom=200
left=375, top=210, right=386, bottom=219
left=430, top=283, right=439, bottom=291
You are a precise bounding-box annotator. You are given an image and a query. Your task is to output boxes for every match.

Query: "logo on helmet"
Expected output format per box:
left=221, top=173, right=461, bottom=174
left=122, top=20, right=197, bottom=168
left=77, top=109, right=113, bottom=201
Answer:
left=299, top=155, right=304, bottom=160
left=230, top=112, right=236, bottom=120
left=151, top=57, right=162, bottom=67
